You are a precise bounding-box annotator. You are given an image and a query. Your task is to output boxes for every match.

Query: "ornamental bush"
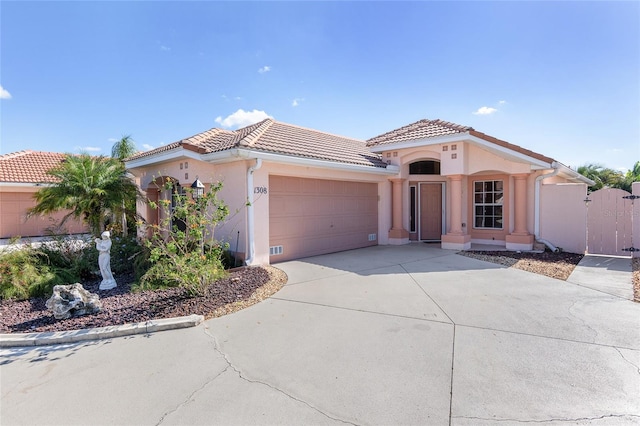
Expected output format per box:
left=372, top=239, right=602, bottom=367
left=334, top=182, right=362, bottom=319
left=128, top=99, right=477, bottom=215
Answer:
left=137, top=180, right=229, bottom=296
left=0, top=233, right=142, bottom=301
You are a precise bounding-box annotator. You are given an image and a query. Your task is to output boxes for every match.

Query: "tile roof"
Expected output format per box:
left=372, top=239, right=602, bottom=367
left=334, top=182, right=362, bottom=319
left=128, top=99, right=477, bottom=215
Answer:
left=128, top=119, right=388, bottom=168
left=366, top=118, right=554, bottom=165
left=0, top=150, right=69, bottom=184
left=366, top=119, right=471, bottom=147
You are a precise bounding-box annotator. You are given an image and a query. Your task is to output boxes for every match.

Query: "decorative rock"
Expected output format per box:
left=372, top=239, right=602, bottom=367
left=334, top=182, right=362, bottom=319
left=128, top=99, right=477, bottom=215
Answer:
left=45, top=283, right=102, bottom=320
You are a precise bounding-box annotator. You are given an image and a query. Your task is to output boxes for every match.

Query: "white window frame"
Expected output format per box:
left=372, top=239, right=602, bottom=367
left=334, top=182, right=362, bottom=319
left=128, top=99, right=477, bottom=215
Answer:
left=473, top=180, right=504, bottom=230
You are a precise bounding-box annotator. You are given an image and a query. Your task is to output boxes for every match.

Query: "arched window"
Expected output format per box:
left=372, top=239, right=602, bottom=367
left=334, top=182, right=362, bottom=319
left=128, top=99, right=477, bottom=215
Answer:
left=409, top=160, right=440, bottom=175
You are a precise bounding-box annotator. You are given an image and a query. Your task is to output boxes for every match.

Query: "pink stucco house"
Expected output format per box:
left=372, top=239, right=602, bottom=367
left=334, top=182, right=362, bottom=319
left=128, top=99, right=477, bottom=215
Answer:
left=125, top=118, right=592, bottom=264
left=0, top=150, right=88, bottom=239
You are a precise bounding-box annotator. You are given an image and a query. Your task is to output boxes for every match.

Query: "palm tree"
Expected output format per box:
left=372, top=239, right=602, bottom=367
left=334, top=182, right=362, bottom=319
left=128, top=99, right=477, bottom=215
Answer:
left=29, top=154, right=140, bottom=236
left=622, top=161, right=640, bottom=193
left=110, top=135, right=138, bottom=235
left=111, top=135, right=137, bottom=160
left=577, top=163, right=625, bottom=192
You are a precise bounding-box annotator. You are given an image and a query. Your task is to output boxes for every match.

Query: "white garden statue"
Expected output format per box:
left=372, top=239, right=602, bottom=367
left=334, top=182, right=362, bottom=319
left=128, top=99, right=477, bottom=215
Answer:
left=96, top=231, right=117, bottom=290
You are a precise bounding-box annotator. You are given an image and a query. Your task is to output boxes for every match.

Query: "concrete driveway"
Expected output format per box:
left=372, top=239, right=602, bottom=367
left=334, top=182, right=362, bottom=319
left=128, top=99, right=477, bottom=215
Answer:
left=2, top=245, right=639, bottom=425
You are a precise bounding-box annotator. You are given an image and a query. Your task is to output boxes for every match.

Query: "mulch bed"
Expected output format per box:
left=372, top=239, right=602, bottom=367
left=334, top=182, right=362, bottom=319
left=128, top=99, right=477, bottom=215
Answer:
left=0, top=266, right=287, bottom=334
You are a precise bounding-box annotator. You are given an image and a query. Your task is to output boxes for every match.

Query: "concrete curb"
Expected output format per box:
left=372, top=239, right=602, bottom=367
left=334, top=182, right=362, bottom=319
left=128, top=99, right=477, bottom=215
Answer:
left=0, top=314, right=205, bottom=348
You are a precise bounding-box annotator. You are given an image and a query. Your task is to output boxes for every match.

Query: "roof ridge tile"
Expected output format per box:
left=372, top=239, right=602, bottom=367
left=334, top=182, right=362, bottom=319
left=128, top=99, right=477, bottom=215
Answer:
left=235, top=118, right=274, bottom=147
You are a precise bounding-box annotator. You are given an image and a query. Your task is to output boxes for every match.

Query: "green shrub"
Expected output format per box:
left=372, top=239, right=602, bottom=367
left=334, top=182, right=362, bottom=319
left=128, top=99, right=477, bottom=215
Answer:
left=0, top=234, right=143, bottom=301
left=0, top=248, right=76, bottom=300
left=138, top=180, right=229, bottom=296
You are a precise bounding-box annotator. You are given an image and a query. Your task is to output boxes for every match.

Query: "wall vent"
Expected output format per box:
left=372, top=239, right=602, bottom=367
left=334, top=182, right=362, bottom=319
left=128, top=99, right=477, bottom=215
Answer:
left=368, top=233, right=377, bottom=241
left=269, top=245, right=283, bottom=256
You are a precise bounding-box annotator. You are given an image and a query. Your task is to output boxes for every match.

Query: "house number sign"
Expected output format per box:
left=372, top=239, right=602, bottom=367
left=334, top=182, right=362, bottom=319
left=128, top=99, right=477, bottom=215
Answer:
left=254, top=186, right=268, bottom=194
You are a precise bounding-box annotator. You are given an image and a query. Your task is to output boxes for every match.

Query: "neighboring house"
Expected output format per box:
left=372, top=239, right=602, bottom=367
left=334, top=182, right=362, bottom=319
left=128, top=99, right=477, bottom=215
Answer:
left=125, top=118, right=593, bottom=264
left=0, top=150, right=87, bottom=239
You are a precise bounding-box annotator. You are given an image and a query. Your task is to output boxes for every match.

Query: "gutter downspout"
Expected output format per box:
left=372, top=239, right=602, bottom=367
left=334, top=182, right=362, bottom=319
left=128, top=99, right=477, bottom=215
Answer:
left=245, top=158, right=263, bottom=266
left=534, top=161, right=560, bottom=252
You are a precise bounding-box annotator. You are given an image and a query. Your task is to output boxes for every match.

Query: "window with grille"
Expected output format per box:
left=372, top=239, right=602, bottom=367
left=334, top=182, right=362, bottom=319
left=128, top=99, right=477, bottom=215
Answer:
left=473, top=180, right=504, bottom=229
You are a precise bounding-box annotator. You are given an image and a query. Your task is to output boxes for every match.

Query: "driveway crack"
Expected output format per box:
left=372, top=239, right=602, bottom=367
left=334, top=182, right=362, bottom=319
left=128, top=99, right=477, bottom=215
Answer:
left=201, top=325, right=358, bottom=425
left=566, top=300, right=599, bottom=343
left=613, top=347, right=640, bottom=375
left=155, top=364, right=231, bottom=425
left=452, top=414, right=640, bottom=423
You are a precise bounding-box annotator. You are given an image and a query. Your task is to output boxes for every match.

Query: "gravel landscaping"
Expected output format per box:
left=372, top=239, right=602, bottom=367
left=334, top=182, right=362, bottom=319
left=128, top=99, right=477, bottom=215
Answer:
left=458, top=250, right=584, bottom=281
left=0, top=266, right=287, bottom=334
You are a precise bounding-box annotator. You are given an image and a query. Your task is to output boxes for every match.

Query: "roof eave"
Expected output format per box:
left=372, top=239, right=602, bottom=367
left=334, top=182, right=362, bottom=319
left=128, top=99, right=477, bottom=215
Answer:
left=206, top=148, right=398, bottom=175
left=368, top=133, right=467, bottom=152
left=555, top=163, right=595, bottom=185
left=0, top=182, right=53, bottom=187
left=125, top=146, right=205, bottom=170
left=467, top=135, right=552, bottom=169
left=369, top=133, right=553, bottom=170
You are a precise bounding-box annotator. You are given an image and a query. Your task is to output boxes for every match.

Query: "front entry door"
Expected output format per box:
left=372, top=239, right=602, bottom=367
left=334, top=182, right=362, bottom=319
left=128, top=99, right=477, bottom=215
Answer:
left=420, top=183, right=443, bottom=241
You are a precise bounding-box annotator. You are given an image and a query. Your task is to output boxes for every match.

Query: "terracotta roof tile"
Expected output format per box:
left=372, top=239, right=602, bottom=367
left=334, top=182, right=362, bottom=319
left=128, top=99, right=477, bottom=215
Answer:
left=128, top=119, right=387, bottom=168
left=367, top=118, right=555, bottom=165
left=0, top=150, right=69, bottom=184
left=366, top=119, right=471, bottom=146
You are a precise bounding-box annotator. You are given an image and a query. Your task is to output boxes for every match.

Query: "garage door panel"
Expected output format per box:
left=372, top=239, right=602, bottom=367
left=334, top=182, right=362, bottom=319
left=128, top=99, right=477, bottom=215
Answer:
left=271, top=195, right=304, bottom=217
left=269, top=176, right=378, bottom=262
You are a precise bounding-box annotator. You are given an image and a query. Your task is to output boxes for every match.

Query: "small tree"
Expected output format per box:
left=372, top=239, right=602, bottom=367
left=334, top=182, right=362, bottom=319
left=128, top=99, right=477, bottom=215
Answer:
left=110, top=135, right=138, bottom=236
left=138, top=179, right=230, bottom=296
left=578, top=162, right=640, bottom=193
left=622, top=161, right=640, bottom=193
left=111, top=135, right=137, bottom=160
left=29, top=154, right=141, bottom=236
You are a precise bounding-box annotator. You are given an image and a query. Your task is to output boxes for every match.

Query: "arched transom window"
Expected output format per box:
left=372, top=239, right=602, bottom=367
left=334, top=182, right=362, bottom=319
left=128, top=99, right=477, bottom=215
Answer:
left=409, top=160, right=440, bottom=175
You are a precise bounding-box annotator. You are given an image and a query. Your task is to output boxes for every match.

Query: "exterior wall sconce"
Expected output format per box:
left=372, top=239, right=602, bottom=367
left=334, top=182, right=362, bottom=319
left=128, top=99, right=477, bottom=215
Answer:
left=583, top=197, right=591, bottom=206
left=191, top=177, right=205, bottom=199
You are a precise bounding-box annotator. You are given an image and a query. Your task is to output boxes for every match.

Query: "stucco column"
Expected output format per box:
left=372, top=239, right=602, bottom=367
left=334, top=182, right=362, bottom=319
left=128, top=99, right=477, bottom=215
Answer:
left=512, top=174, right=529, bottom=235
left=388, top=178, right=409, bottom=243
left=448, top=175, right=464, bottom=235
left=506, top=173, right=534, bottom=250
left=441, top=174, right=471, bottom=250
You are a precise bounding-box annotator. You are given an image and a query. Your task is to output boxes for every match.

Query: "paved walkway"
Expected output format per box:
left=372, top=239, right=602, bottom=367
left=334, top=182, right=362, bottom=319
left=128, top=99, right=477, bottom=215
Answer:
left=567, top=254, right=634, bottom=300
left=1, top=245, right=639, bottom=425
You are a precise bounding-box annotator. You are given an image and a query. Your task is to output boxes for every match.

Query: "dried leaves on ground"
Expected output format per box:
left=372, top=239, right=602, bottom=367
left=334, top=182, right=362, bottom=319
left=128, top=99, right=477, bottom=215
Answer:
left=0, top=266, right=287, bottom=334
left=458, top=250, right=584, bottom=281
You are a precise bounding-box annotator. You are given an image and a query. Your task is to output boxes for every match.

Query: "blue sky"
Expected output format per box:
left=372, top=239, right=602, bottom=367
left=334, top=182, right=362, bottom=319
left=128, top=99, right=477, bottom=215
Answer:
left=1, top=1, right=638, bottom=171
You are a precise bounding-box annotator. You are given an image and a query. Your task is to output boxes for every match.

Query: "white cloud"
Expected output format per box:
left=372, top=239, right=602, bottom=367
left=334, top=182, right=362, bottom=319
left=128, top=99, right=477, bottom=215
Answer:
left=258, top=66, right=271, bottom=74
left=215, top=109, right=272, bottom=129
left=221, top=94, right=243, bottom=101
left=142, top=144, right=154, bottom=151
left=0, top=85, right=12, bottom=99
left=473, top=106, right=498, bottom=115
left=75, top=146, right=102, bottom=152
left=160, top=45, right=171, bottom=51
left=107, top=138, right=119, bottom=143
left=498, top=100, right=507, bottom=105
left=292, top=98, right=304, bottom=107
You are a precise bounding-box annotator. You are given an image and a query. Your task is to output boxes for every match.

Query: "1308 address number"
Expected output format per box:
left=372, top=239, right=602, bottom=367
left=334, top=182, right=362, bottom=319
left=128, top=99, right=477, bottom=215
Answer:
left=254, top=186, right=268, bottom=194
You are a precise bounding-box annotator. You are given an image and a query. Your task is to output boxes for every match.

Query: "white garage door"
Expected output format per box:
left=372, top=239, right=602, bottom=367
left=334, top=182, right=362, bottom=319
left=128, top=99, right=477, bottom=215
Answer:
left=269, top=176, right=378, bottom=262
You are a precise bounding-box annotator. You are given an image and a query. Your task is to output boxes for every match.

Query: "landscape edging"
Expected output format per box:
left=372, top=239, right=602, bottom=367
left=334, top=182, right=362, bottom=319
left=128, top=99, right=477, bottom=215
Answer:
left=0, top=314, right=204, bottom=348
